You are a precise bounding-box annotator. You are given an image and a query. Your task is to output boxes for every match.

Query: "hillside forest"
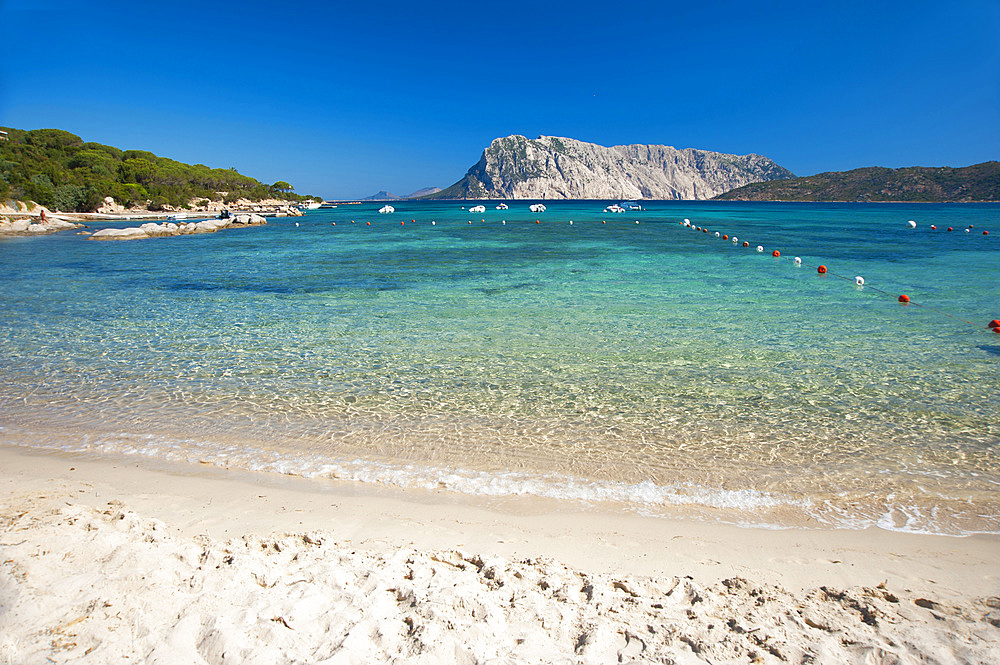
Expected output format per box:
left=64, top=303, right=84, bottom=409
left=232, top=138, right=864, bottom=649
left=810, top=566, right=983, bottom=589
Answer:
left=0, top=127, right=320, bottom=212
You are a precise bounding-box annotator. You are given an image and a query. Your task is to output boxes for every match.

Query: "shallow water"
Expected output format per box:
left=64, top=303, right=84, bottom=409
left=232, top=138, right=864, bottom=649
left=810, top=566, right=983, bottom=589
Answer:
left=2, top=201, right=998, bottom=534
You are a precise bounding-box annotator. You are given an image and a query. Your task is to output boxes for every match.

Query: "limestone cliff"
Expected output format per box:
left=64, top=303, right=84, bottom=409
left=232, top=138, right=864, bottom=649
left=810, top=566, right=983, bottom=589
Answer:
left=427, top=135, right=794, bottom=200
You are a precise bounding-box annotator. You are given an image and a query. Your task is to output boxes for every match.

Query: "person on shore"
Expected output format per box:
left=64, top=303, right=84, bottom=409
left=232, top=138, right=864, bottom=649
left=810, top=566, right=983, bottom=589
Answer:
left=40, top=209, right=47, bottom=223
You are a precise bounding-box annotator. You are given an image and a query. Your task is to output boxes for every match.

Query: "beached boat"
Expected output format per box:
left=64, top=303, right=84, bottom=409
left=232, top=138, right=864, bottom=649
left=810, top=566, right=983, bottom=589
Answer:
left=379, top=205, right=395, bottom=214
left=604, top=204, right=625, bottom=213
left=496, top=203, right=509, bottom=210
left=529, top=203, right=546, bottom=213
left=469, top=205, right=486, bottom=213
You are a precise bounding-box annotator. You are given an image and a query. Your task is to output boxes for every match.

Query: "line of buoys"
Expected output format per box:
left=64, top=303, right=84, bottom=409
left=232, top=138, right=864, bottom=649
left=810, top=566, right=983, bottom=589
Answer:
left=673, top=217, right=995, bottom=331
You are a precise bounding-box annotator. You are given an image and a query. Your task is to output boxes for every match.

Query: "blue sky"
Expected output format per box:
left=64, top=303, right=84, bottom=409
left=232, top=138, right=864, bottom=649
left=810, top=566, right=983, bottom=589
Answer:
left=2, top=0, right=997, bottom=199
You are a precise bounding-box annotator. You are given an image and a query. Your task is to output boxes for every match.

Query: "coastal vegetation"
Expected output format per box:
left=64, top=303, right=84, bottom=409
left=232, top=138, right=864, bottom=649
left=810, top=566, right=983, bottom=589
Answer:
left=0, top=127, right=321, bottom=212
left=714, top=161, right=1000, bottom=202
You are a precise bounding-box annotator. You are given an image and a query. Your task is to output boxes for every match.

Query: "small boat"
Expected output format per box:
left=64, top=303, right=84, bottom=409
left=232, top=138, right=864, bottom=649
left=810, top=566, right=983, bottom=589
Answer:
left=529, top=203, right=546, bottom=213
left=604, top=204, right=625, bottom=213
left=495, top=203, right=509, bottom=210
left=620, top=201, right=643, bottom=211
left=469, top=205, right=486, bottom=213
left=218, top=209, right=231, bottom=220
left=378, top=205, right=395, bottom=214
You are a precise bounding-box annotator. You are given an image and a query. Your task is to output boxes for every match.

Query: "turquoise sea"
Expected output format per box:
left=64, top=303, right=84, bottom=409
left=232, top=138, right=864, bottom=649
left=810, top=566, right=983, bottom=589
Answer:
left=2, top=201, right=998, bottom=535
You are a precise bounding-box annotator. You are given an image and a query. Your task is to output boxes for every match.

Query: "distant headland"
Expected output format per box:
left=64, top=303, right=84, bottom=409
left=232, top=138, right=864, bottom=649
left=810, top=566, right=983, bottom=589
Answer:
left=714, top=162, right=1000, bottom=202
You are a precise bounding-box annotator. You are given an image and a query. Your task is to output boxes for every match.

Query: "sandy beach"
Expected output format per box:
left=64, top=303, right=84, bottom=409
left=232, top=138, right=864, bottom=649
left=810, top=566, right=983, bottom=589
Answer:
left=1, top=444, right=997, bottom=664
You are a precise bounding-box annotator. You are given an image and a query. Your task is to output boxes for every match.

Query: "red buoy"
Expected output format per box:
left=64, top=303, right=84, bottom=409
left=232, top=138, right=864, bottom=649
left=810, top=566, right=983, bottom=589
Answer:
left=817, top=265, right=827, bottom=274
left=536, top=220, right=540, bottom=224
left=947, top=227, right=953, bottom=232
left=772, top=250, right=780, bottom=257
left=988, top=320, right=1000, bottom=329
left=401, top=221, right=404, bottom=225
left=722, top=234, right=728, bottom=240
left=899, top=294, right=910, bottom=303
left=702, top=228, right=707, bottom=233
left=742, top=241, right=749, bottom=247
left=931, top=225, right=937, bottom=230
left=332, top=222, right=336, bottom=226
left=366, top=221, right=371, bottom=226
left=984, top=231, right=990, bottom=236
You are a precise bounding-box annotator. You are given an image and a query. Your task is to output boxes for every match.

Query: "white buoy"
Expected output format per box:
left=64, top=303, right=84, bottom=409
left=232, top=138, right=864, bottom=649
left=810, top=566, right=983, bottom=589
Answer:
left=569, top=220, right=573, bottom=225
left=731, top=237, right=738, bottom=244
left=502, top=220, right=506, bottom=225
left=714, top=232, right=720, bottom=237
left=964, top=228, right=970, bottom=233
left=431, top=221, right=436, bottom=225
left=756, top=245, right=764, bottom=253
left=907, top=220, right=917, bottom=228
left=635, top=220, right=640, bottom=224
left=794, top=257, right=802, bottom=265
left=855, top=276, right=865, bottom=286
left=684, top=218, right=690, bottom=224
left=295, top=222, right=299, bottom=227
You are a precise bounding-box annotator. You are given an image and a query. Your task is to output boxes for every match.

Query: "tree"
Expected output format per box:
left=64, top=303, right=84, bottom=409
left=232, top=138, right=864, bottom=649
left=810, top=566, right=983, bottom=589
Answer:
left=272, top=181, right=293, bottom=193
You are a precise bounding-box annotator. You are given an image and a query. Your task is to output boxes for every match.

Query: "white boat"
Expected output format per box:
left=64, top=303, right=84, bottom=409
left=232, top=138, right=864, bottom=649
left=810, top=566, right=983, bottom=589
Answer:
left=529, top=203, right=546, bottom=213
left=378, top=205, right=395, bottom=214
left=604, top=204, right=625, bottom=213
left=495, top=203, right=509, bottom=210
left=620, top=201, right=643, bottom=211
left=469, top=205, right=486, bottom=213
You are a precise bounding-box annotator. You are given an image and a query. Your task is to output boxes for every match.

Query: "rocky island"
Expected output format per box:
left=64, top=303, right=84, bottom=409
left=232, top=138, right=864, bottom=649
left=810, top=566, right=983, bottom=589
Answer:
left=425, top=135, right=794, bottom=200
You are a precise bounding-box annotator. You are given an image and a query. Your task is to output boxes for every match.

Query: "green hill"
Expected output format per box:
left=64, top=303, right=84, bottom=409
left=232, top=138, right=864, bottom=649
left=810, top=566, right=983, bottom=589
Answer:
left=714, top=162, right=1000, bottom=202
left=0, top=127, right=320, bottom=212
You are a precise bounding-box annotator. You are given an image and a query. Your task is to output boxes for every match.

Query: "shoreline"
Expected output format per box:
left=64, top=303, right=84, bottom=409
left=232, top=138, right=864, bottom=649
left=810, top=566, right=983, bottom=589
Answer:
left=2, top=443, right=997, bottom=662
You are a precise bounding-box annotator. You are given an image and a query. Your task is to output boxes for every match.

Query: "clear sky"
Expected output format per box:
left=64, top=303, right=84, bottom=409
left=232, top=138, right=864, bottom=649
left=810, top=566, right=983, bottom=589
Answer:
left=2, top=0, right=997, bottom=199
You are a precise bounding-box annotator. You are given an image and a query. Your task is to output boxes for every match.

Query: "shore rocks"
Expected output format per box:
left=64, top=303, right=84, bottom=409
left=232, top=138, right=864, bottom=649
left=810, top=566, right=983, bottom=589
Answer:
left=89, top=214, right=267, bottom=241
left=0, top=215, right=82, bottom=236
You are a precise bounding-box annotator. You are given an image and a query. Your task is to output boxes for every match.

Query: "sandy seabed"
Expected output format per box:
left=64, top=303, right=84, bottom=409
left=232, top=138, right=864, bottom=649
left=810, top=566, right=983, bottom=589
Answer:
left=1, top=445, right=997, bottom=664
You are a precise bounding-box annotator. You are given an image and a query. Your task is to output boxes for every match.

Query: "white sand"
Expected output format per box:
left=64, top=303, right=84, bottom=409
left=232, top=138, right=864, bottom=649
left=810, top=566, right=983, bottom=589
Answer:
left=1, top=444, right=997, bottom=664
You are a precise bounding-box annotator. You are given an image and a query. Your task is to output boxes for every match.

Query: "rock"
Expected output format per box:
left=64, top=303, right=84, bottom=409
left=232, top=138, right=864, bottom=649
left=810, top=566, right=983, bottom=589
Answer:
left=97, top=196, right=125, bottom=215
left=140, top=223, right=174, bottom=237
left=89, top=227, right=150, bottom=240
left=430, top=135, right=795, bottom=200
left=9, top=220, right=31, bottom=232
left=28, top=224, right=49, bottom=233
left=249, top=214, right=266, bottom=225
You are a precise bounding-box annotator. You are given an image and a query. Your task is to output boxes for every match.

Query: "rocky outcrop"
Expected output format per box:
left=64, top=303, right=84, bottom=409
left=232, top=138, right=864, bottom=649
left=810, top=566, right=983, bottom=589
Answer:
left=429, top=135, right=794, bottom=200
left=89, top=214, right=266, bottom=241
left=96, top=196, right=125, bottom=215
